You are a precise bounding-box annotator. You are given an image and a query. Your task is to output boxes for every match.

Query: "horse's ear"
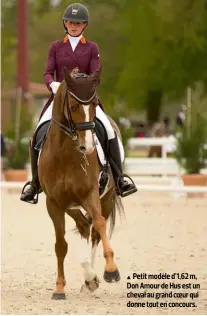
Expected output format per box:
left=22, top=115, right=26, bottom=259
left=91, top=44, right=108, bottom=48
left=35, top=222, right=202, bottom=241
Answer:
left=63, top=67, right=76, bottom=90
left=88, top=66, right=102, bottom=85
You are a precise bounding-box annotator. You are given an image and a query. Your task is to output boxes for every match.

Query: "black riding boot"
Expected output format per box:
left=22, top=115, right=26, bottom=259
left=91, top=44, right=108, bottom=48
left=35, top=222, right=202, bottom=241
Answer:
left=20, top=140, right=41, bottom=204
left=108, top=135, right=137, bottom=197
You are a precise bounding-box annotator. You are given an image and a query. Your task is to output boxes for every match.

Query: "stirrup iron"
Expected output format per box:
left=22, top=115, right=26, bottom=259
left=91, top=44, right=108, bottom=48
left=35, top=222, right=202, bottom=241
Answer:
left=116, top=174, right=138, bottom=198
left=21, top=181, right=39, bottom=204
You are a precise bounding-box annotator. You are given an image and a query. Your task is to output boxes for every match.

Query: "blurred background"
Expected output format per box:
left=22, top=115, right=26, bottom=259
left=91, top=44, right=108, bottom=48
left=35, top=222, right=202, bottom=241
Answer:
left=2, top=3, right=207, bottom=311
left=1, top=0, right=207, bottom=184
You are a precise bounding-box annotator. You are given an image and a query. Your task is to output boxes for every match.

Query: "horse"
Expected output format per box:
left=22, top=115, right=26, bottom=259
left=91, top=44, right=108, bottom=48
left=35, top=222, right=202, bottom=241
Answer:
left=37, top=67, right=124, bottom=299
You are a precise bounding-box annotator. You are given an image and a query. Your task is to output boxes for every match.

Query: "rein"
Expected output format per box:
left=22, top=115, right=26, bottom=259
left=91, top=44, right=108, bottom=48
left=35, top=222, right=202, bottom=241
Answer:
left=51, top=89, right=95, bottom=140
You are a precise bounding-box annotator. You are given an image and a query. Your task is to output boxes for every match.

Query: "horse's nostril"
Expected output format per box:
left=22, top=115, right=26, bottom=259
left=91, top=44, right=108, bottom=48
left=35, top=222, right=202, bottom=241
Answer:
left=79, top=146, right=86, bottom=152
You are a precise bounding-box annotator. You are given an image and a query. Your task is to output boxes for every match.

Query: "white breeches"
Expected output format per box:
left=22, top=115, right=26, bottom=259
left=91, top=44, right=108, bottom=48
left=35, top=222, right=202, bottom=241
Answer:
left=37, top=103, right=116, bottom=140
left=95, top=106, right=115, bottom=139
left=36, top=101, right=54, bottom=130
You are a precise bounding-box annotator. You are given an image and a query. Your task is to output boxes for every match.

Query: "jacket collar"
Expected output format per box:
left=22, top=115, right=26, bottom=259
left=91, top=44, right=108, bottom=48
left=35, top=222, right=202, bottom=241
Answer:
left=63, top=35, right=86, bottom=44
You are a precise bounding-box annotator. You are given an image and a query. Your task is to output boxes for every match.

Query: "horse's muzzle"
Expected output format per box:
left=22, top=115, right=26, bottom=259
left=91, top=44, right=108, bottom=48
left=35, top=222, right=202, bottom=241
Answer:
left=79, top=145, right=86, bottom=152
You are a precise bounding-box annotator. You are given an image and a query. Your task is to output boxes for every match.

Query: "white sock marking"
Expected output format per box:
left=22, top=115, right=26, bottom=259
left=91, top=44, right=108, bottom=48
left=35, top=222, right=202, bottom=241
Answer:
left=91, top=244, right=98, bottom=269
left=78, top=237, right=96, bottom=282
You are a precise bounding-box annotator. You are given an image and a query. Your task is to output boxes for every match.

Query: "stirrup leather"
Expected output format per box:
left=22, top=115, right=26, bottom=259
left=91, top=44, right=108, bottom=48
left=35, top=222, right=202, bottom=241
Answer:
left=21, top=181, right=39, bottom=204
left=99, top=171, right=110, bottom=198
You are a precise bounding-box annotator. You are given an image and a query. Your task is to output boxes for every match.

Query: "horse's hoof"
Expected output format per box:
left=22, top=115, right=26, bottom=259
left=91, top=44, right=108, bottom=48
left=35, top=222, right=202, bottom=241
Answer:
left=80, top=276, right=100, bottom=293
left=51, top=292, right=66, bottom=300
left=103, top=270, right=120, bottom=283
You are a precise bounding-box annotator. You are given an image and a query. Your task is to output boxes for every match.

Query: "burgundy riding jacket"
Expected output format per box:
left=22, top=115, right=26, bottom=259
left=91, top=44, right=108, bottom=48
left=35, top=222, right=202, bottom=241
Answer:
left=40, top=35, right=101, bottom=118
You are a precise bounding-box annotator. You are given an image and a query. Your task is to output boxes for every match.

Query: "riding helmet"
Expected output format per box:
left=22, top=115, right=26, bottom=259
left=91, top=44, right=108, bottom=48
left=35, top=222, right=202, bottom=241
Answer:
left=63, top=3, right=89, bottom=23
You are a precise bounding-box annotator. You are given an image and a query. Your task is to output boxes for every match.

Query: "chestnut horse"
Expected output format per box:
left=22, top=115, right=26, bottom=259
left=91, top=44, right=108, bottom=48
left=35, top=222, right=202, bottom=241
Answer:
left=38, top=67, right=124, bottom=299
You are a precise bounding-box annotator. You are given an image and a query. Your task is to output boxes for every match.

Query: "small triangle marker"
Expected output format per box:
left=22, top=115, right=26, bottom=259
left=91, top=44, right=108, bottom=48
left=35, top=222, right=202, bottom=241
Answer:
left=127, top=276, right=130, bottom=279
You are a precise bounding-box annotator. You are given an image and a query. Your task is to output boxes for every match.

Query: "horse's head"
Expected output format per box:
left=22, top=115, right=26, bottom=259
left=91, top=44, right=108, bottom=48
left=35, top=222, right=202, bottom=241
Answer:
left=57, top=67, right=101, bottom=154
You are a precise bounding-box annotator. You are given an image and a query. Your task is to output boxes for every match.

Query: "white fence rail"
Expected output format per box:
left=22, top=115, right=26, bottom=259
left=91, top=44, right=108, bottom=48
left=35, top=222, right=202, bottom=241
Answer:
left=125, top=158, right=206, bottom=177
left=1, top=181, right=207, bottom=194
left=124, top=157, right=181, bottom=177
left=126, top=137, right=207, bottom=177
left=127, top=137, right=176, bottom=159
left=127, top=136, right=207, bottom=159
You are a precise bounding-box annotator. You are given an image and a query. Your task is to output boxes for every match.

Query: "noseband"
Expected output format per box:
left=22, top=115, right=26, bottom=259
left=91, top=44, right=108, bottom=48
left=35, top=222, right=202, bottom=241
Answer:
left=51, top=83, right=96, bottom=140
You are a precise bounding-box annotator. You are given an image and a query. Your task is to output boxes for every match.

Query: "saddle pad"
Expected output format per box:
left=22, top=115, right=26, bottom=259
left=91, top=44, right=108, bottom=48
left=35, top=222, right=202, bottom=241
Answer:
left=94, top=133, right=125, bottom=166
left=36, top=103, right=53, bottom=131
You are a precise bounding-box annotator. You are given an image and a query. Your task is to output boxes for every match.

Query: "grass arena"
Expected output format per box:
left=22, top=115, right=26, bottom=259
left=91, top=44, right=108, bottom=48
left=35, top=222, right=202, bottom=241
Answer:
left=1, top=189, right=207, bottom=315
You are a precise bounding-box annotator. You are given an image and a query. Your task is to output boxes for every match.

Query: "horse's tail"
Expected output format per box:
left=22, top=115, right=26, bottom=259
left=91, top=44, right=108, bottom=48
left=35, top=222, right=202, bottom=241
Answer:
left=108, top=190, right=125, bottom=240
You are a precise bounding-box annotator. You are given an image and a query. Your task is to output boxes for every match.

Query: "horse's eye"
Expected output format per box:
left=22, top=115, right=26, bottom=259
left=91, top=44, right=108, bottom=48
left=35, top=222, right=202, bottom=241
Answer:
left=93, top=96, right=99, bottom=107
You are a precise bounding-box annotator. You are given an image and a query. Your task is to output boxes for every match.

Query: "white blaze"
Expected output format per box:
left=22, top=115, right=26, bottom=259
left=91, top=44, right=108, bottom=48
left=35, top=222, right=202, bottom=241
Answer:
left=83, top=105, right=94, bottom=151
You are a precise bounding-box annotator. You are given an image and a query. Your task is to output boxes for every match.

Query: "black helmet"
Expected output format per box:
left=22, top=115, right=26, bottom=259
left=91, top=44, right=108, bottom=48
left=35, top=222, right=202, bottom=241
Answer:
left=63, top=3, right=89, bottom=23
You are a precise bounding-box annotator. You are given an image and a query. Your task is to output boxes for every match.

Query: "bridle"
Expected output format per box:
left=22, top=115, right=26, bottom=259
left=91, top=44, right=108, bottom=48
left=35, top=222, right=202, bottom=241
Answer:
left=51, top=74, right=96, bottom=140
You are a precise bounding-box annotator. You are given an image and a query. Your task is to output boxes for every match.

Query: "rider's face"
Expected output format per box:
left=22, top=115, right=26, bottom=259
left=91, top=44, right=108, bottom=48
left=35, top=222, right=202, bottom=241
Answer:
left=64, top=21, right=86, bottom=36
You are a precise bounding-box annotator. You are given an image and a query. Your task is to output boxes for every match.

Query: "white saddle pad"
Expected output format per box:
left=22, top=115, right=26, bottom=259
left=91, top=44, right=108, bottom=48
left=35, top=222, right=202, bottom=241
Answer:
left=93, top=133, right=124, bottom=166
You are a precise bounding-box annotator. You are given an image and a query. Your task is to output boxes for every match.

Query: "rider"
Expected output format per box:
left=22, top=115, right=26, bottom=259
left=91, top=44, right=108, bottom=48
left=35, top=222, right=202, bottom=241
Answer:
left=20, top=3, right=137, bottom=203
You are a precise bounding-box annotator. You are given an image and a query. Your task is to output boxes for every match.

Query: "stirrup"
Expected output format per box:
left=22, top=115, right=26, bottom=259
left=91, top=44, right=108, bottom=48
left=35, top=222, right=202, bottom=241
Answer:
left=116, top=174, right=138, bottom=198
left=21, top=181, right=39, bottom=204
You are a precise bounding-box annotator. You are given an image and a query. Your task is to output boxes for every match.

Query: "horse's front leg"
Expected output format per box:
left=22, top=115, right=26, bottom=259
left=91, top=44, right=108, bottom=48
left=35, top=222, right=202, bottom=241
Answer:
left=91, top=226, right=100, bottom=268
left=66, top=208, right=100, bottom=292
left=82, top=196, right=120, bottom=283
left=46, top=197, right=68, bottom=299
left=78, top=236, right=100, bottom=292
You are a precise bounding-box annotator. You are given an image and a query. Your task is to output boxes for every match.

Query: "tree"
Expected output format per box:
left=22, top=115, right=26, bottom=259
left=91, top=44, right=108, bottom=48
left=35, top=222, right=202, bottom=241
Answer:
left=116, top=0, right=207, bottom=124
left=2, top=0, right=207, bottom=124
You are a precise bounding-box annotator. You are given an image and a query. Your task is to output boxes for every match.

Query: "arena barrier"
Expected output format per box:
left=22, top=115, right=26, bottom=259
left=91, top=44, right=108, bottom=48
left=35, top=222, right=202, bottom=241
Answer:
left=1, top=181, right=207, bottom=193
left=124, top=157, right=207, bottom=178
left=127, top=136, right=176, bottom=159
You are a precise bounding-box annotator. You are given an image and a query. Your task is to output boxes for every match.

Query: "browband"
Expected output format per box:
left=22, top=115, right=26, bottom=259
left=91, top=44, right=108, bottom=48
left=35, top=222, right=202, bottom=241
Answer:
left=70, top=91, right=96, bottom=104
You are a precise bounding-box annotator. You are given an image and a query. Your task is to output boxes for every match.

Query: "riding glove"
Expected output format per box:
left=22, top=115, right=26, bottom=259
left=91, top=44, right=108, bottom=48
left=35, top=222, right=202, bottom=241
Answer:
left=50, top=81, right=61, bottom=94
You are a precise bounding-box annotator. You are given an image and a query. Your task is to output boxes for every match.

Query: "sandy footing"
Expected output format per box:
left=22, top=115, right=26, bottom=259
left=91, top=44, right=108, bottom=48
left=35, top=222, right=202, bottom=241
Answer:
left=1, top=190, right=207, bottom=314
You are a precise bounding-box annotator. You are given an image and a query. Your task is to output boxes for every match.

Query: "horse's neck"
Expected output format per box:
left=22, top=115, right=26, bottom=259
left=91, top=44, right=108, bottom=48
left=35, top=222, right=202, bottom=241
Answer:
left=48, top=127, right=94, bottom=173
left=50, top=122, right=74, bottom=147
left=52, top=105, right=64, bottom=122
left=50, top=99, right=79, bottom=154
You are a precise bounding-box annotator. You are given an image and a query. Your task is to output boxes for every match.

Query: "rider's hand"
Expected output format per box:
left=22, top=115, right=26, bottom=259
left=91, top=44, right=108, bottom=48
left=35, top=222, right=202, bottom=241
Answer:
left=50, top=81, right=61, bottom=94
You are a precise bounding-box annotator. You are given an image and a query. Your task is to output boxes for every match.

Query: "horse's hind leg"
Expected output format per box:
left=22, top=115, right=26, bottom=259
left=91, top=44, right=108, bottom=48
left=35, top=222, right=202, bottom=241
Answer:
left=82, top=196, right=120, bottom=283
left=46, top=197, right=68, bottom=300
left=66, top=208, right=100, bottom=292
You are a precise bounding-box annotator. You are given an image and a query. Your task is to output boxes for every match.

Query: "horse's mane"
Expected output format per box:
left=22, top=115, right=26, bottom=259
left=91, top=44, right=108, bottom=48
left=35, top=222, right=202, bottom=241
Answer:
left=70, top=67, right=79, bottom=76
